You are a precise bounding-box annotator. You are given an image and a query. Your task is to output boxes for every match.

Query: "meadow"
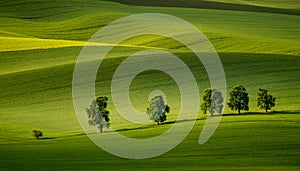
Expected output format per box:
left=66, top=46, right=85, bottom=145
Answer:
left=0, top=0, right=299, bottom=170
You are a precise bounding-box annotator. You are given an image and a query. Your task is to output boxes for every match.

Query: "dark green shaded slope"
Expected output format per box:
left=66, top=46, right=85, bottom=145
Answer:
left=105, top=0, right=300, bottom=15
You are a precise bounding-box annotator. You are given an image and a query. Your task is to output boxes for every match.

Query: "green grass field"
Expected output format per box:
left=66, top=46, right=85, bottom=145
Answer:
left=0, top=0, right=299, bottom=170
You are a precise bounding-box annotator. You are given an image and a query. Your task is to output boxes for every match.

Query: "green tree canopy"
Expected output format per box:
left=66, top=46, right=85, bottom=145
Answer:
left=146, top=95, right=170, bottom=125
left=227, top=85, right=249, bottom=114
left=86, top=96, right=110, bottom=133
left=201, top=88, right=224, bottom=116
left=32, top=130, right=43, bottom=139
left=257, top=88, right=276, bottom=113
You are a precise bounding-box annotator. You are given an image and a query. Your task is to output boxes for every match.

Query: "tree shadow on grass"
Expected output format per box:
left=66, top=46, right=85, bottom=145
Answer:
left=75, top=111, right=299, bottom=134
left=114, top=117, right=207, bottom=132
left=29, top=137, right=56, bottom=140
left=57, top=133, right=87, bottom=139
left=115, top=124, right=157, bottom=132
left=269, top=110, right=300, bottom=114
left=31, top=111, right=300, bottom=139
left=163, top=117, right=207, bottom=125
left=38, top=137, right=56, bottom=140
left=30, top=133, right=87, bottom=141
left=222, top=110, right=300, bottom=116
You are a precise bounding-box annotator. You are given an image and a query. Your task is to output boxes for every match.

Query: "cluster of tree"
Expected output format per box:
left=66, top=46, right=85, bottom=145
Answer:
left=201, top=85, right=276, bottom=115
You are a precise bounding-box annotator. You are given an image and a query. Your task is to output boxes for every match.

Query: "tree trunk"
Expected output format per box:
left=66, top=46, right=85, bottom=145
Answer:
left=266, top=108, right=268, bottom=113
left=99, top=124, right=103, bottom=133
left=238, top=108, right=241, bottom=115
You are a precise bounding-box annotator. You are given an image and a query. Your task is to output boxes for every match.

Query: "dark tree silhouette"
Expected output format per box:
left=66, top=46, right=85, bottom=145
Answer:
left=228, top=85, right=249, bottom=114
left=201, top=88, right=224, bottom=116
left=257, top=88, right=276, bottom=113
left=86, top=96, right=110, bottom=133
left=32, top=130, right=43, bottom=139
left=146, top=95, right=170, bottom=125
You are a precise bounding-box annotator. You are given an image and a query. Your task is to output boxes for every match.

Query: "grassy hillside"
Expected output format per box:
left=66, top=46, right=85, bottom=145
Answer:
left=206, top=0, right=300, bottom=10
left=0, top=0, right=299, bottom=170
left=1, top=113, right=299, bottom=170
left=105, top=0, right=300, bottom=15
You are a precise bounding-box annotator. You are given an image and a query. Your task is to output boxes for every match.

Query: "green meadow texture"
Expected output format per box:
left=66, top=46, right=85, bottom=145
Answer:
left=0, top=0, right=299, bottom=170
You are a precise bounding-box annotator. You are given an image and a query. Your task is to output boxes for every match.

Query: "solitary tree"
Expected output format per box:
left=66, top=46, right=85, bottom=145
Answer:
left=32, top=130, right=43, bottom=139
left=257, top=88, right=276, bottom=113
left=86, top=96, right=110, bottom=133
left=227, top=85, right=249, bottom=114
left=201, top=88, right=224, bottom=116
left=147, top=95, right=170, bottom=125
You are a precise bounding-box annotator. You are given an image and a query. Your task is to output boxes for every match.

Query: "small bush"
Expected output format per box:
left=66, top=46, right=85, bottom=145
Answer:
left=32, top=130, right=43, bottom=139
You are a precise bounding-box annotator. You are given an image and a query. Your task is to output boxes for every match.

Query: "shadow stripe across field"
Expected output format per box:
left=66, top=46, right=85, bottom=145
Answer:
left=105, top=0, right=300, bottom=16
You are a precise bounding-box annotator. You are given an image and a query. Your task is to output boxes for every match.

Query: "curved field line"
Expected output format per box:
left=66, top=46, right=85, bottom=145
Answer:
left=0, top=36, right=166, bottom=52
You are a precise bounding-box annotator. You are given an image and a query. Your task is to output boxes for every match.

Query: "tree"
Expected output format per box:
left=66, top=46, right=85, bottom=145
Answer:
left=86, top=96, right=110, bottom=133
left=201, top=88, right=224, bottom=116
left=146, top=95, right=170, bottom=125
left=227, top=85, right=249, bottom=114
left=32, top=130, right=43, bottom=139
left=257, top=88, right=276, bottom=113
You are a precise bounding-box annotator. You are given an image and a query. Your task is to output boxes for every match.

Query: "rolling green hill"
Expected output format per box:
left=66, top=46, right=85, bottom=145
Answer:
left=0, top=0, right=299, bottom=170
left=105, top=0, right=300, bottom=15
left=206, top=0, right=300, bottom=10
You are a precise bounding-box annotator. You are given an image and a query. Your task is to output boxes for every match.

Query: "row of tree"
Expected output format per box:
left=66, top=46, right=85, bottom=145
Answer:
left=201, top=85, right=276, bottom=115
left=86, top=85, right=276, bottom=133
left=86, top=94, right=172, bottom=133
